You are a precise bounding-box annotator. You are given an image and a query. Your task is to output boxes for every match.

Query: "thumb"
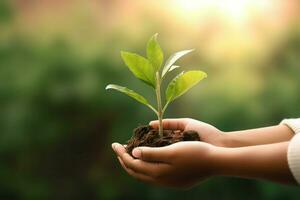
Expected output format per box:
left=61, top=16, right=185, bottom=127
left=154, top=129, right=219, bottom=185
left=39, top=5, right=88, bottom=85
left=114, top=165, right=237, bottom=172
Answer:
left=149, top=118, right=188, bottom=130
left=132, top=146, right=171, bottom=163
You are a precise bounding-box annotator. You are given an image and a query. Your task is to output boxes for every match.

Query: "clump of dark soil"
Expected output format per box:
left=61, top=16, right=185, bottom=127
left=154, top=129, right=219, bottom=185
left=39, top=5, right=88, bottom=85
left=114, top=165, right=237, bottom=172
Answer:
left=126, top=125, right=200, bottom=155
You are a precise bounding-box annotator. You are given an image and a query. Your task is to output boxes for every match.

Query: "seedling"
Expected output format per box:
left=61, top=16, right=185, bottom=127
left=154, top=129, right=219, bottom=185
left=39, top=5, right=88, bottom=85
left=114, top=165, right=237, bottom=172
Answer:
left=106, top=34, right=207, bottom=140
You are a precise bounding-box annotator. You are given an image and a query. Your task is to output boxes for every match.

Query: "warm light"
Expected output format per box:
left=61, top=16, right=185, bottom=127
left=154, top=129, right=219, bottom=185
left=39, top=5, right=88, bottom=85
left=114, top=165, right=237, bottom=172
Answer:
left=172, top=0, right=273, bottom=26
left=174, top=0, right=210, bottom=13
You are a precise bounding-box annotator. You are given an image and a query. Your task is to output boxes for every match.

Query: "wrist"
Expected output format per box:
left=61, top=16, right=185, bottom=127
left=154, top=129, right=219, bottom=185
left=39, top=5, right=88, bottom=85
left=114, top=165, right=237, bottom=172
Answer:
left=198, top=144, right=245, bottom=178
left=211, top=146, right=252, bottom=177
left=209, top=146, right=231, bottom=176
left=217, top=132, right=235, bottom=147
left=206, top=145, right=231, bottom=176
left=209, top=145, right=247, bottom=177
left=219, top=131, right=253, bottom=148
left=209, top=143, right=293, bottom=184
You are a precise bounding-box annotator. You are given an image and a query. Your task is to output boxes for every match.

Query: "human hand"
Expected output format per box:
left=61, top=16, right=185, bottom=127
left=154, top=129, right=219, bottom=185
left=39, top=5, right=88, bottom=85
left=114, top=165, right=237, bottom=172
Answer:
left=150, top=118, right=228, bottom=147
left=112, top=141, right=217, bottom=189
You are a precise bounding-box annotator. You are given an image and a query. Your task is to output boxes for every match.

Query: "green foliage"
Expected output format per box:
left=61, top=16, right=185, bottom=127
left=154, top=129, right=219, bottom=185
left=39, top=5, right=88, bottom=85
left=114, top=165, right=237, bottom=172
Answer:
left=107, top=34, right=207, bottom=126
left=105, top=84, right=157, bottom=114
left=0, top=0, right=12, bottom=23
left=162, top=49, right=194, bottom=77
left=166, top=70, right=207, bottom=103
left=1, top=2, right=300, bottom=199
left=147, top=33, right=164, bottom=72
left=2, top=29, right=300, bottom=200
left=120, top=51, right=156, bottom=88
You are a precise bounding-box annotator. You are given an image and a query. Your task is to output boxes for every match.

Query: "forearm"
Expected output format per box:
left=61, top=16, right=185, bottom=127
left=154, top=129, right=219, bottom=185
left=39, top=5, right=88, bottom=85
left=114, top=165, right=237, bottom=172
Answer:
left=212, top=142, right=296, bottom=184
left=222, top=125, right=294, bottom=147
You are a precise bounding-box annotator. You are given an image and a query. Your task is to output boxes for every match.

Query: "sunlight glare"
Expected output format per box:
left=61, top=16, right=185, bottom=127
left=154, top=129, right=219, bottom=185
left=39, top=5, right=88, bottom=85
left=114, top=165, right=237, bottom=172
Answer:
left=173, top=0, right=273, bottom=26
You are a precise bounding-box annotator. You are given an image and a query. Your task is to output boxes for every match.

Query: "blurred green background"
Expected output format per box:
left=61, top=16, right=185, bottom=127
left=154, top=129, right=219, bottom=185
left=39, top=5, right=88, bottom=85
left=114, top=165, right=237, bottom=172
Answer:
left=1, top=0, right=300, bottom=199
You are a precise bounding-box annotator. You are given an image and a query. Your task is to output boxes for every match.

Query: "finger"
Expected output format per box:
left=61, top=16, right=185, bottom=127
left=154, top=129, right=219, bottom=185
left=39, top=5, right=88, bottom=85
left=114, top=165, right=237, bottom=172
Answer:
left=119, top=154, right=188, bottom=188
left=120, top=150, right=170, bottom=177
left=132, top=146, right=172, bottom=163
left=112, top=142, right=127, bottom=156
left=118, top=156, right=179, bottom=188
left=117, top=157, right=155, bottom=184
left=113, top=143, right=158, bottom=176
left=149, top=118, right=188, bottom=130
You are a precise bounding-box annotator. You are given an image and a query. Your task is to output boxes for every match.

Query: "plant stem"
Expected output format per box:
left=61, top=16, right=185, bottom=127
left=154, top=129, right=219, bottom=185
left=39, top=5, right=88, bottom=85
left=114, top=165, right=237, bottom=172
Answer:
left=155, top=72, right=163, bottom=137
left=147, top=104, right=158, bottom=116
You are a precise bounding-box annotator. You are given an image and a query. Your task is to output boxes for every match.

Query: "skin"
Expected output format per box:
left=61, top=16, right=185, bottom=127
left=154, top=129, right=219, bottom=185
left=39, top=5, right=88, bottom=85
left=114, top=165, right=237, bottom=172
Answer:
left=112, top=118, right=297, bottom=188
left=149, top=118, right=295, bottom=147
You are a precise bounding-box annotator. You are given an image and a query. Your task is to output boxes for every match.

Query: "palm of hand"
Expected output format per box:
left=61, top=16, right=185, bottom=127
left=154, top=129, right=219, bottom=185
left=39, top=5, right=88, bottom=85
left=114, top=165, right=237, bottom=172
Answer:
left=181, top=119, right=225, bottom=147
left=112, top=141, right=214, bottom=189
left=150, top=118, right=224, bottom=146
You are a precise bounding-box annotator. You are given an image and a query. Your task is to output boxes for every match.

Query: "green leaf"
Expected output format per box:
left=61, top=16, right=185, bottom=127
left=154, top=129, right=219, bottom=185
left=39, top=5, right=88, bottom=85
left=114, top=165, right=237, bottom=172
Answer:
left=162, top=49, right=194, bottom=77
left=168, top=65, right=180, bottom=72
left=121, top=51, right=155, bottom=88
left=166, top=70, right=207, bottom=103
left=106, top=84, right=157, bottom=113
left=147, top=33, right=163, bottom=72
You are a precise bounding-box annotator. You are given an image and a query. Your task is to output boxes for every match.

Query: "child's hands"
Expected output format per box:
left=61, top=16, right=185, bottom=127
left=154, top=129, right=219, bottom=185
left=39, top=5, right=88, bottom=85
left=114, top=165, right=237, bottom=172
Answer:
left=112, top=141, right=217, bottom=188
left=150, top=118, right=227, bottom=147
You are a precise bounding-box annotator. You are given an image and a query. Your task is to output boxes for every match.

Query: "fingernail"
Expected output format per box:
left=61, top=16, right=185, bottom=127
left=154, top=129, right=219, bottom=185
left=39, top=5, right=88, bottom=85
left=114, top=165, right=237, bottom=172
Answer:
left=132, top=148, right=142, bottom=158
left=111, top=143, right=116, bottom=150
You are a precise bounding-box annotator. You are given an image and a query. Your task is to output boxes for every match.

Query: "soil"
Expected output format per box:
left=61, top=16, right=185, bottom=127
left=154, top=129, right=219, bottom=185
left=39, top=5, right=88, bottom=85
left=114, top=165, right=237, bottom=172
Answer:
left=126, top=125, right=200, bottom=155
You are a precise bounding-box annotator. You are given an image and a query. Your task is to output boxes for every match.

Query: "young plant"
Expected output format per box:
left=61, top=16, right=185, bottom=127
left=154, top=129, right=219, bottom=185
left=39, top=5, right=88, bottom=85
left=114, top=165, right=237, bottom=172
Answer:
left=105, top=34, right=207, bottom=137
